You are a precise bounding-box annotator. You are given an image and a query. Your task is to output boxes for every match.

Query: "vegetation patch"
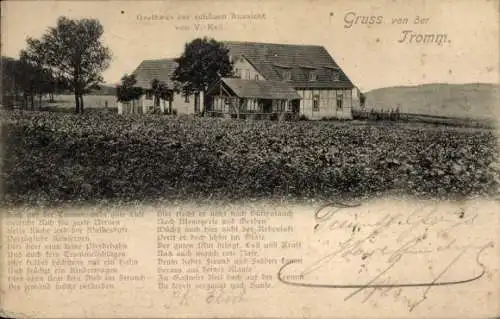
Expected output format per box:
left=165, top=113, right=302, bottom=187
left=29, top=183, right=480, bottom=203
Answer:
left=1, top=110, right=499, bottom=205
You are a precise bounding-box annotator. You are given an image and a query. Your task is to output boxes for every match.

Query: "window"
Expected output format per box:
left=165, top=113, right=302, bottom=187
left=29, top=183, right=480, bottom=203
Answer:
left=248, top=99, right=257, bottom=111
left=309, top=70, right=317, bottom=81
left=279, top=100, right=287, bottom=112
left=234, top=68, right=240, bottom=77
left=312, top=94, right=320, bottom=112
left=241, top=69, right=248, bottom=80
left=336, top=91, right=343, bottom=109
left=145, top=91, right=153, bottom=100
left=254, top=74, right=259, bottom=80
left=282, top=70, right=291, bottom=81
left=332, top=70, right=340, bottom=81
left=183, top=87, right=190, bottom=103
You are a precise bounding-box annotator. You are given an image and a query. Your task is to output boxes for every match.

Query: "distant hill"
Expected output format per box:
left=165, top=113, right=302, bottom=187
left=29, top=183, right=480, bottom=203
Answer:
left=363, top=83, right=499, bottom=120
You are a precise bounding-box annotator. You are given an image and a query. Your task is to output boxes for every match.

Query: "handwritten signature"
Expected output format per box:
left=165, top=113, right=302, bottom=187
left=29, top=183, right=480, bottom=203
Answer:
left=277, top=201, right=495, bottom=311
left=163, top=285, right=246, bottom=309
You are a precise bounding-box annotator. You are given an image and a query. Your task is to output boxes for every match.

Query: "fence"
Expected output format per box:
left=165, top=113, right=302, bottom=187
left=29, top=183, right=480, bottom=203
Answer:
left=352, top=108, right=406, bottom=121
left=206, top=111, right=299, bottom=121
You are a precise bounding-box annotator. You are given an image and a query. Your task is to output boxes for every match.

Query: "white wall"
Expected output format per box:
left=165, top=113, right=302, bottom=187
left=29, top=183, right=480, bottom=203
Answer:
left=140, top=94, right=153, bottom=113
left=171, top=92, right=194, bottom=115
left=351, top=87, right=361, bottom=109
left=297, top=89, right=353, bottom=120
left=117, top=99, right=143, bottom=115
left=118, top=92, right=199, bottom=115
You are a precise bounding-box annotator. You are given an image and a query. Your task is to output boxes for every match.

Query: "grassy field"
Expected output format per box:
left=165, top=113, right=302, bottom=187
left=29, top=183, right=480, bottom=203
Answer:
left=351, top=108, right=496, bottom=129
left=48, top=94, right=118, bottom=109
left=1, top=110, right=498, bottom=205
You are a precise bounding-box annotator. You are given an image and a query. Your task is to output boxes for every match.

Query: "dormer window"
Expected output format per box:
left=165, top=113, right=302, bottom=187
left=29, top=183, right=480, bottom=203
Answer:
left=332, top=69, right=340, bottom=81
left=273, top=64, right=292, bottom=81
left=282, top=70, right=292, bottom=81
left=325, top=66, right=341, bottom=81
left=309, top=70, right=317, bottom=81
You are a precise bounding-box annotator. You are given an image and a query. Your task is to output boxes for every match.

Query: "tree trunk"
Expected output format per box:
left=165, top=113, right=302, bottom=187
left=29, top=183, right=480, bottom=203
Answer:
left=74, top=90, right=80, bottom=114
left=194, top=93, right=200, bottom=115
left=39, top=94, right=42, bottom=109
left=200, top=90, right=207, bottom=116
left=30, top=95, right=35, bottom=109
left=14, top=87, right=19, bottom=109
left=74, top=69, right=81, bottom=113
left=79, top=95, right=84, bottom=113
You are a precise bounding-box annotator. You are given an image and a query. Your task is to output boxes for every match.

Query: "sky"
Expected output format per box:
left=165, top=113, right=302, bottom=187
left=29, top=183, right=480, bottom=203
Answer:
left=1, top=0, right=498, bottom=91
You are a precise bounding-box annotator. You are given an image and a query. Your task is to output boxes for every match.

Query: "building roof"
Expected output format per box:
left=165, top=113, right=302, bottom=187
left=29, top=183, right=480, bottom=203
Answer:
left=222, top=41, right=354, bottom=89
left=131, top=59, right=177, bottom=89
left=209, top=78, right=301, bottom=100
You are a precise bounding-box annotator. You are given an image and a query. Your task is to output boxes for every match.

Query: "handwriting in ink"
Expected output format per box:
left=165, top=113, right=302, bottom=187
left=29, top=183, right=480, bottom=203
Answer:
left=277, top=201, right=494, bottom=311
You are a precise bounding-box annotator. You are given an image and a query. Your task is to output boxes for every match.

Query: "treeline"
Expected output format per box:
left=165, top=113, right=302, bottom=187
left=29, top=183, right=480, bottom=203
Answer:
left=1, top=56, right=70, bottom=109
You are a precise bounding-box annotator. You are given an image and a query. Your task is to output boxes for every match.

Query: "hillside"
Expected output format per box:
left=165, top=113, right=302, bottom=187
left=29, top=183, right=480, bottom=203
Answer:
left=363, top=83, right=499, bottom=120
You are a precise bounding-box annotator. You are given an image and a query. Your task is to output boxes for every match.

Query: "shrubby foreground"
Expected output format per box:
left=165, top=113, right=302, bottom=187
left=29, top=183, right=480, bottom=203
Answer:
left=1, top=110, right=498, bottom=204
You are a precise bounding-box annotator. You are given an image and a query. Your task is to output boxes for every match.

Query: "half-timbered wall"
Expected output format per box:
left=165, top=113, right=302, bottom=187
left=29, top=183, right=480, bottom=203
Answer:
left=297, top=88, right=353, bottom=119
left=232, top=56, right=264, bottom=81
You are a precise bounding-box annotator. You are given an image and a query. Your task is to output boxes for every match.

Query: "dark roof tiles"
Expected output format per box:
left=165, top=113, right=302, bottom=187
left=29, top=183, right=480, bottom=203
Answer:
left=131, top=59, right=177, bottom=89
left=218, top=78, right=301, bottom=100
left=223, top=41, right=354, bottom=89
left=131, top=41, right=355, bottom=91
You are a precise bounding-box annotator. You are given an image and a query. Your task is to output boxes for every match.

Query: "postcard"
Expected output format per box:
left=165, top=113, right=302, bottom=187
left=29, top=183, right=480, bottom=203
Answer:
left=1, top=0, right=499, bottom=318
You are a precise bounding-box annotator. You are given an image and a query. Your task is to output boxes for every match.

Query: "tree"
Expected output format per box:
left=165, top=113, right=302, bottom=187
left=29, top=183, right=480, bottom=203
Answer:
left=150, top=79, right=171, bottom=113
left=173, top=37, right=233, bottom=114
left=1, top=55, right=61, bottom=109
left=20, top=53, right=57, bottom=108
left=359, top=92, right=366, bottom=108
left=116, top=74, right=143, bottom=102
left=1, top=56, right=21, bottom=108
left=22, top=16, right=111, bottom=114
